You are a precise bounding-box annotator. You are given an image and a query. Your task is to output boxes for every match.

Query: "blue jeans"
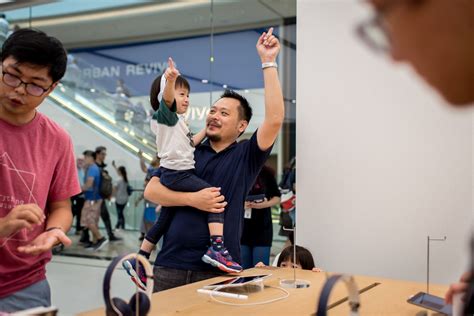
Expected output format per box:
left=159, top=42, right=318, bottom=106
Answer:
left=0, top=279, right=51, bottom=312
left=153, top=266, right=224, bottom=292
left=146, top=168, right=224, bottom=244
left=240, top=245, right=271, bottom=269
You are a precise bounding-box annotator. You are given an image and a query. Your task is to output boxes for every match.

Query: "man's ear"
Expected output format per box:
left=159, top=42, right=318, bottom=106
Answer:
left=45, top=82, right=58, bottom=96
left=238, top=120, right=249, bottom=133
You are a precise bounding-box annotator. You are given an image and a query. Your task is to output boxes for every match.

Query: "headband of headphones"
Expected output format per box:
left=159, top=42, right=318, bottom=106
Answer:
left=316, top=274, right=360, bottom=316
left=103, top=253, right=154, bottom=313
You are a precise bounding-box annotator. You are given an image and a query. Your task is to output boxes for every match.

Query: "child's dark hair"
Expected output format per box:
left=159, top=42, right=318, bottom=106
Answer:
left=2, top=28, right=67, bottom=82
left=220, top=89, right=252, bottom=122
left=149, top=75, right=190, bottom=111
left=277, top=245, right=315, bottom=270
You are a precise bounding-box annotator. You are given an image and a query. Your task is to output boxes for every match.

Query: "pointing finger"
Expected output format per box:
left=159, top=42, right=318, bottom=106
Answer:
left=168, top=57, right=175, bottom=69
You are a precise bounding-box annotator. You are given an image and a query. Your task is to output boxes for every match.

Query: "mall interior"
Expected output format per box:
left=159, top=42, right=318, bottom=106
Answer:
left=0, top=0, right=472, bottom=315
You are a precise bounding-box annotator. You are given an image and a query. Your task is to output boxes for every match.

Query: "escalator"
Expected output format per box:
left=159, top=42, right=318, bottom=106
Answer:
left=47, top=80, right=156, bottom=162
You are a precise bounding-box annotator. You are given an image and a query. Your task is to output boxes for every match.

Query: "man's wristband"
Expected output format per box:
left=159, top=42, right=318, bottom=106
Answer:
left=45, top=227, right=62, bottom=233
left=262, top=62, right=278, bottom=69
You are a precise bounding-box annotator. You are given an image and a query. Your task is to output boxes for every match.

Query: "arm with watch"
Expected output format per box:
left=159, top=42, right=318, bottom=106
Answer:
left=255, top=27, right=284, bottom=152
left=17, top=199, right=73, bottom=255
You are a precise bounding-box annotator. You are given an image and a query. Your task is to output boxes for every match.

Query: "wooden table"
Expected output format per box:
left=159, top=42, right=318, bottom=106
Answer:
left=79, top=267, right=448, bottom=315
left=79, top=267, right=379, bottom=316
left=330, top=275, right=448, bottom=316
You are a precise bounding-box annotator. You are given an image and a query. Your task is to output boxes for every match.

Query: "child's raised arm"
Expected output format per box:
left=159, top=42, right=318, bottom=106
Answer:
left=162, top=57, right=180, bottom=108
left=192, top=128, right=207, bottom=146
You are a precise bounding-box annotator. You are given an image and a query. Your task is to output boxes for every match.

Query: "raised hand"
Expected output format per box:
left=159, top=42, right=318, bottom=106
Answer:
left=256, top=27, right=281, bottom=63
left=164, top=57, right=180, bottom=82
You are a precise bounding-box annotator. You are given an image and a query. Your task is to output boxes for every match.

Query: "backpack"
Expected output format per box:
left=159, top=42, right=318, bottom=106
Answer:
left=99, top=169, right=113, bottom=199
left=126, top=184, right=133, bottom=196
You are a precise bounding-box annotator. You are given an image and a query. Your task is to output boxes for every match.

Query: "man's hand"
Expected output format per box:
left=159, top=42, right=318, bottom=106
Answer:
left=246, top=198, right=268, bottom=209
left=17, top=228, right=72, bottom=255
left=256, top=27, right=280, bottom=63
left=445, top=271, right=472, bottom=304
left=164, top=57, right=180, bottom=82
left=188, top=187, right=227, bottom=213
left=0, top=204, right=45, bottom=238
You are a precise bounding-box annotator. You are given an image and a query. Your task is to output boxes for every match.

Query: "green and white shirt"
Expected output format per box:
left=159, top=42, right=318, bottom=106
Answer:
left=150, top=99, right=195, bottom=170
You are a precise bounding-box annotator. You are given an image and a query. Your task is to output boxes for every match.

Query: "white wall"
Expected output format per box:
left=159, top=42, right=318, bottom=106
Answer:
left=297, top=0, right=473, bottom=284
left=39, top=99, right=144, bottom=182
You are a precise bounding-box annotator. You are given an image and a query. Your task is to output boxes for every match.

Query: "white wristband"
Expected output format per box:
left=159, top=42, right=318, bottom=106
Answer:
left=262, top=62, right=278, bottom=69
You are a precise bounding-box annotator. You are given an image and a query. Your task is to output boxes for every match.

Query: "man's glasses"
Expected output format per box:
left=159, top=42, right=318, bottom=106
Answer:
left=355, top=15, right=391, bottom=54
left=355, top=0, right=408, bottom=54
left=2, top=71, right=52, bottom=97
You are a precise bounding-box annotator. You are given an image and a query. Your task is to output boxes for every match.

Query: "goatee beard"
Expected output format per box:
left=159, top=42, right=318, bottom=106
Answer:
left=206, top=133, right=221, bottom=142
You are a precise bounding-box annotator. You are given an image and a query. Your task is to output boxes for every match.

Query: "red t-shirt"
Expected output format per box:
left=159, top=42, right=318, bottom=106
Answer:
left=0, top=112, right=81, bottom=298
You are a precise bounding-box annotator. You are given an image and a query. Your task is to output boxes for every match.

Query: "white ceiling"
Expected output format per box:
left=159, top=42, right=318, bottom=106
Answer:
left=13, top=0, right=296, bottom=49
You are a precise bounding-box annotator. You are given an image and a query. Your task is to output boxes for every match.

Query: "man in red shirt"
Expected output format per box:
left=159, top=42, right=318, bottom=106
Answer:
left=0, top=29, right=80, bottom=312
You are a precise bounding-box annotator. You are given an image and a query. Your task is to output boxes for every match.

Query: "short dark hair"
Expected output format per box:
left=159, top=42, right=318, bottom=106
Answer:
left=277, top=245, right=316, bottom=271
left=83, top=150, right=95, bottom=159
left=220, top=89, right=252, bottom=122
left=149, top=75, right=190, bottom=111
left=95, top=146, right=106, bottom=154
left=2, top=29, right=67, bottom=82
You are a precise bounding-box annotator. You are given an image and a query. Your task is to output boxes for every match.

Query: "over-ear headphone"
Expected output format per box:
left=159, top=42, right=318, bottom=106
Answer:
left=103, top=253, right=154, bottom=316
left=316, top=274, right=360, bottom=316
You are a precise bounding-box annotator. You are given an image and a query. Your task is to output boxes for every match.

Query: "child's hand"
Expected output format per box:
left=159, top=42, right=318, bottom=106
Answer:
left=312, top=267, right=323, bottom=273
left=164, top=57, right=180, bottom=82
left=255, top=262, right=266, bottom=267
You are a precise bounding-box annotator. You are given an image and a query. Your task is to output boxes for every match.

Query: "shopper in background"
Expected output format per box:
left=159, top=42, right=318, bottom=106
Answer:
left=241, top=165, right=280, bottom=269
left=111, top=161, right=130, bottom=230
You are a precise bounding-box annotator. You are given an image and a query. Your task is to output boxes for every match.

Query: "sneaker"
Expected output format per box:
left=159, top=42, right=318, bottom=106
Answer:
left=202, top=246, right=243, bottom=273
left=108, top=235, right=122, bottom=242
left=83, top=242, right=94, bottom=249
left=93, top=237, right=109, bottom=251
left=122, top=259, right=147, bottom=290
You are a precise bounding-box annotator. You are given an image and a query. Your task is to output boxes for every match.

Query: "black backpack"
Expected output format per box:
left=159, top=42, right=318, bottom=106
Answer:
left=99, top=169, right=113, bottom=199
left=126, top=184, right=133, bottom=196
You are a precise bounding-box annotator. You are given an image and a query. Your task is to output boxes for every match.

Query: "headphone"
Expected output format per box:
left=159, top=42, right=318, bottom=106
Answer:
left=103, top=253, right=154, bottom=316
left=316, top=274, right=360, bottom=316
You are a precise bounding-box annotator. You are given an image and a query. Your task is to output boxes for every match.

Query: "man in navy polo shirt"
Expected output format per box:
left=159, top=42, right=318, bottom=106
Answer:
left=144, top=27, right=284, bottom=291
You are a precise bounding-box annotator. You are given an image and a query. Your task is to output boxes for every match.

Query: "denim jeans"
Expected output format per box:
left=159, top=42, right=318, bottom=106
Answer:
left=0, top=279, right=51, bottom=313
left=240, top=245, right=271, bottom=269
left=153, top=266, right=224, bottom=292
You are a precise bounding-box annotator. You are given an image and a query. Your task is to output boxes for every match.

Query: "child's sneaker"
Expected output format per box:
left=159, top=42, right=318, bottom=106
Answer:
left=202, top=246, right=243, bottom=273
left=122, top=259, right=147, bottom=290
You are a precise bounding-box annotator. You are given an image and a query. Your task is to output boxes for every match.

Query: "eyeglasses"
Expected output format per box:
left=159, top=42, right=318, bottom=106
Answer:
left=2, top=70, right=53, bottom=97
left=355, top=0, right=405, bottom=54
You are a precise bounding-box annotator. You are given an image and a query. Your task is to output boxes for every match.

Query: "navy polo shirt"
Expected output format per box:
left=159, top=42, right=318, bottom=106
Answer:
left=152, top=130, right=272, bottom=271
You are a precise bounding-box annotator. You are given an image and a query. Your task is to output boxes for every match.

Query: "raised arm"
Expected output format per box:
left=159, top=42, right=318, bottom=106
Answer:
left=192, top=127, right=207, bottom=146
left=256, top=27, right=284, bottom=151
left=138, top=150, right=148, bottom=173
left=144, top=177, right=227, bottom=213
left=162, top=57, right=180, bottom=108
